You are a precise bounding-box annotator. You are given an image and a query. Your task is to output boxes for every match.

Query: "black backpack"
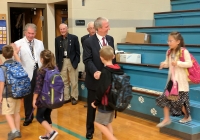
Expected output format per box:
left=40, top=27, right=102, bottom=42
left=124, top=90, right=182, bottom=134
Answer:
left=107, top=73, right=133, bottom=112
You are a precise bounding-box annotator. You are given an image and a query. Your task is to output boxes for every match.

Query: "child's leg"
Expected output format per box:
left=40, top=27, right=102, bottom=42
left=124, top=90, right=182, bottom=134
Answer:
left=179, top=105, right=192, bottom=123
left=43, top=108, right=54, bottom=135
left=182, top=105, right=189, bottom=119
left=94, top=122, right=117, bottom=140
left=3, top=98, right=19, bottom=132
left=106, top=123, right=113, bottom=134
left=162, top=106, right=170, bottom=123
left=14, top=99, right=21, bottom=131
left=36, top=108, right=54, bottom=134
left=36, top=108, right=58, bottom=140
left=41, top=121, right=54, bottom=133
left=2, top=98, right=21, bottom=140
left=178, top=92, right=191, bottom=123
left=14, top=113, right=21, bottom=131
left=157, top=106, right=171, bottom=127
left=42, top=109, right=58, bottom=140
left=42, top=124, right=52, bottom=137
left=5, top=114, right=17, bottom=131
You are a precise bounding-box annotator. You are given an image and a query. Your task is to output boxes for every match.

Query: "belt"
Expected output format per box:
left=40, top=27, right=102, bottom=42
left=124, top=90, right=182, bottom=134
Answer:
left=63, top=56, right=69, bottom=58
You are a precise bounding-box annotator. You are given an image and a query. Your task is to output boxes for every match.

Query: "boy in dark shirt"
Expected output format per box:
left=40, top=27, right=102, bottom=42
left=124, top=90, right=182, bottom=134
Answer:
left=91, top=46, right=123, bottom=140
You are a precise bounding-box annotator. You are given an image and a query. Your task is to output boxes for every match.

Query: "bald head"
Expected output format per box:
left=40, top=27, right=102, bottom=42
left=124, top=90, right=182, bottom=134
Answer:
left=87, top=21, right=96, bottom=36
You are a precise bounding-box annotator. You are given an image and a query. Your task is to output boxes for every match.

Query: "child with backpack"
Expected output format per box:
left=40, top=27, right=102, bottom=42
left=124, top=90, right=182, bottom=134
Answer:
left=156, top=31, right=193, bottom=127
left=91, top=46, right=124, bottom=140
left=32, top=50, right=58, bottom=140
left=0, top=45, right=22, bottom=140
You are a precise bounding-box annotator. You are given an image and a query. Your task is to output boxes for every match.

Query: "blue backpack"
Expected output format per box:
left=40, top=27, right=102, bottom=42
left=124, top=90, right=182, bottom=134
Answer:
left=37, top=68, right=65, bottom=109
left=1, top=60, right=31, bottom=99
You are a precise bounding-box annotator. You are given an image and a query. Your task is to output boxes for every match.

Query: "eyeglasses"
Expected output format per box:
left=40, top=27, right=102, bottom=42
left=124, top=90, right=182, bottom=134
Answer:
left=167, top=40, right=175, bottom=43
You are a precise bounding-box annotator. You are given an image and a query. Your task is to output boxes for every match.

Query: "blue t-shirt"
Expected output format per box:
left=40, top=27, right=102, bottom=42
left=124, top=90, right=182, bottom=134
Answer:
left=0, top=68, right=5, bottom=82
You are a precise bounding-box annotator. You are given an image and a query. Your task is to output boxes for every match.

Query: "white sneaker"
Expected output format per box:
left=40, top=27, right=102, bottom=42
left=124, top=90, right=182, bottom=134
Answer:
left=49, top=131, right=58, bottom=140
left=39, top=135, right=49, bottom=140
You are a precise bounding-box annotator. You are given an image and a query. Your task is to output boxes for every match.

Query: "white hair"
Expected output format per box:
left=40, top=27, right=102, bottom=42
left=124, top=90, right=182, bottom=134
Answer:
left=59, top=23, right=68, bottom=28
left=94, top=17, right=108, bottom=30
left=24, top=23, right=37, bottom=32
left=87, top=21, right=94, bottom=28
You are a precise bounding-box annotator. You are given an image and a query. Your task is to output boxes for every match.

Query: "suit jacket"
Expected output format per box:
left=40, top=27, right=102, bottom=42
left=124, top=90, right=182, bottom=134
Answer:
left=83, top=34, right=115, bottom=90
left=15, top=37, right=44, bottom=80
left=55, top=34, right=80, bottom=71
left=81, top=34, right=89, bottom=47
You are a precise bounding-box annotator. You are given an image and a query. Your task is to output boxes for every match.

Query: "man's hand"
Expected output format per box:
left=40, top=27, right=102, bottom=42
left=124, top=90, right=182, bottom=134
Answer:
left=91, top=102, right=96, bottom=108
left=94, top=71, right=101, bottom=80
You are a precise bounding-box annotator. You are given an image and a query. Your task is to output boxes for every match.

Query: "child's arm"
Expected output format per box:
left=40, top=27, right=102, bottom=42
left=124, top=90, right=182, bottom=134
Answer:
left=13, top=52, right=21, bottom=63
left=0, top=68, right=5, bottom=103
left=33, top=70, right=44, bottom=108
left=0, top=57, right=2, bottom=65
left=91, top=102, right=96, bottom=108
left=10, top=43, right=21, bottom=62
left=32, top=93, right=38, bottom=109
left=93, top=72, right=108, bottom=107
left=0, top=81, right=4, bottom=103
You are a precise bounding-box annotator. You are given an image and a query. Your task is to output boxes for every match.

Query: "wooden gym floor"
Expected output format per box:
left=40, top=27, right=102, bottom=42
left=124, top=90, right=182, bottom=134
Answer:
left=0, top=101, right=181, bottom=140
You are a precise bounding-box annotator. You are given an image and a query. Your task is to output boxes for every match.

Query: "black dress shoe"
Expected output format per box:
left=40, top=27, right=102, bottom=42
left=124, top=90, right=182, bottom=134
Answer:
left=23, top=120, right=32, bottom=126
left=71, top=98, right=78, bottom=105
left=86, top=133, right=93, bottom=139
left=64, top=99, right=71, bottom=104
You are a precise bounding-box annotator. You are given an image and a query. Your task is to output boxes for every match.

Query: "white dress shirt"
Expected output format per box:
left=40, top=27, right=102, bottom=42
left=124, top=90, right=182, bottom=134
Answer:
left=96, top=33, right=108, bottom=48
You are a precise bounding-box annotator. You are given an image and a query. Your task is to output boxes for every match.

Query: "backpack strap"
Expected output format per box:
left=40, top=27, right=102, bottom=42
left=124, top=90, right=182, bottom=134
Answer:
left=0, top=65, right=10, bottom=107
left=168, top=47, right=186, bottom=62
left=115, top=110, right=117, bottom=118
left=179, top=47, right=186, bottom=62
left=167, top=49, right=171, bottom=57
left=3, top=59, right=14, bottom=64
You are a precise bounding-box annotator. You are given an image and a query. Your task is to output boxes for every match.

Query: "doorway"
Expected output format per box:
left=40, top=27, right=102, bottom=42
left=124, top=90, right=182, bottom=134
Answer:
left=55, top=4, right=68, bottom=37
left=8, top=3, right=48, bottom=48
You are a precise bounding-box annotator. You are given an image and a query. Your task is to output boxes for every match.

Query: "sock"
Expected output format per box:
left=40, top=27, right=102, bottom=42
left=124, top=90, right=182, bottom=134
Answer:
left=12, top=129, right=17, bottom=133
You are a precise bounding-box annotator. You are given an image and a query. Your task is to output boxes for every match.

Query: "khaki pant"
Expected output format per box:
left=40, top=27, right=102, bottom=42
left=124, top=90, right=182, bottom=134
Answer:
left=2, top=98, right=21, bottom=115
left=60, top=58, right=78, bottom=100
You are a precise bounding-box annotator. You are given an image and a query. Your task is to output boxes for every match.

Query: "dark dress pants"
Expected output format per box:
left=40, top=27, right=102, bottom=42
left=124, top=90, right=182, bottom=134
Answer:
left=24, top=67, right=38, bottom=121
left=86, top=89, right=96, bottom=134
